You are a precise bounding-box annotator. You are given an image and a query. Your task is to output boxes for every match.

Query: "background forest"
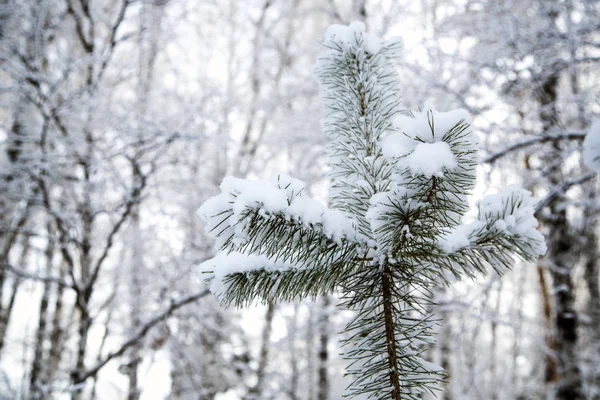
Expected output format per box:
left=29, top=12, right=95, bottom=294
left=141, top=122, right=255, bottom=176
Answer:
left=0, top=0, right=599, bottom=399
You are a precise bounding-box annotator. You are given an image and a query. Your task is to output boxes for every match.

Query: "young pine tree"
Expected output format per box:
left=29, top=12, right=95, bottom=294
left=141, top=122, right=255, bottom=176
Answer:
left=198, top=22, right=546, bottom=400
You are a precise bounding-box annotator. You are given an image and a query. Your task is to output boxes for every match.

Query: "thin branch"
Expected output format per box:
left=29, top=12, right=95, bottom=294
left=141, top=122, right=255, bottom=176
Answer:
left=1, top=263, right=75, bottom=289
left=484, top=132, right=586, bottom=164
left=86, top=157, right=146, bottom=291
left=66, top=0, right=93, bottom=53
left=96, top=0, right=130, bottom=82
left=535, top=171, right=597, bottom=216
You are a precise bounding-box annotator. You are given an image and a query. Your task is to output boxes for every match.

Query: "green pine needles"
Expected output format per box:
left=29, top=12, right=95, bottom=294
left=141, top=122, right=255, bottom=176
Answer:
left=198, top=22, right=546, bottom=400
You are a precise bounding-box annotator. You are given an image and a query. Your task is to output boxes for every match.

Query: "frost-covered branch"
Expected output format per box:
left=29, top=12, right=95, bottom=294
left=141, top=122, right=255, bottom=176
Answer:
left=484, top=132, right=586, bottom=164
left=74, top=289, right=210, bottom=384
left=198, top=174, right=369, bottom=305
left=199, top=174, right=365, bottom=257
left=199, top=253, right=354, bottom=307
left=534, top=172, right=597, bottom=216
left=1, top=263, right=75, bottom=290
left=437, top=186, right=546, bottom=276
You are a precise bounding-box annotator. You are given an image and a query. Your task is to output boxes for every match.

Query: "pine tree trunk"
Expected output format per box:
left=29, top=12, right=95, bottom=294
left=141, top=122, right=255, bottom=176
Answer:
left=382, top=268, right=401, bottom=400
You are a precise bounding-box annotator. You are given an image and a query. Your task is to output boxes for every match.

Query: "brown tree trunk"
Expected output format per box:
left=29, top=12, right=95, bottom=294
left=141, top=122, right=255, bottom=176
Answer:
left=382, top=267, right=401, bottom=400
left=537, top=266, right=559, bottom=384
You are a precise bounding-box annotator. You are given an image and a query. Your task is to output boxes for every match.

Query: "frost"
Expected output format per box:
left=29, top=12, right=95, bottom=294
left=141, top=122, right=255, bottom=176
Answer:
left=363, top=33, right=382, bottom=54
left=583, top=120, right=600, bottom=172
left=392, top=108, right=473, bottom=144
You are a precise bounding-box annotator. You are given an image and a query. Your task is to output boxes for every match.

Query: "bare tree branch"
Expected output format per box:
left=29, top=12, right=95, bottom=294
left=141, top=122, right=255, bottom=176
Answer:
left=535, top=171, right=597, bottom=216
left=484, top=132, right=586, bottom=164
left=1, top=263, right=75, bottom=289
left=86, top=157, right=147, bottom=291
left=73, top=289, right=210, bottom=384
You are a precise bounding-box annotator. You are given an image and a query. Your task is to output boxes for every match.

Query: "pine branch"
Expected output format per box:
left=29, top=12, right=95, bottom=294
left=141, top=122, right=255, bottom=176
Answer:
left=215, top=257, right=357, bottom=307
left=435, top=187, right=547, bottom=277
left=221, top=207, right=363, bottom=269
left=197, top=22, right=546, bottom=399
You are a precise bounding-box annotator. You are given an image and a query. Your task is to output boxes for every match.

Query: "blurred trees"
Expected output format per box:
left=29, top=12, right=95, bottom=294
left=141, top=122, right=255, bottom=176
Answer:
left=0, top=0, right=598, bottom=399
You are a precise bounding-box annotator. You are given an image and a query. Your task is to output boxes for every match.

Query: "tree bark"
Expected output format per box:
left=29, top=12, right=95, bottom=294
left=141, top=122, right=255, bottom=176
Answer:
left=540, top=73, right=584, bottom=400
left=29, top=225, right=54, bottom=398
left=583, top=186, right=600, bottom=398
left=246, top=302, right=275, bottom=400
left=44, top=262, right=67, bottom=385
left=382, top=267, right=401, bottom=400
left=318, top=296, right=330, bottom=400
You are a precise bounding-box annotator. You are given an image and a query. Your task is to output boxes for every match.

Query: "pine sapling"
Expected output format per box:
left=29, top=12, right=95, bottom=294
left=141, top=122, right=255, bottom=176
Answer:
left=198, top=22, right=546, bottom=400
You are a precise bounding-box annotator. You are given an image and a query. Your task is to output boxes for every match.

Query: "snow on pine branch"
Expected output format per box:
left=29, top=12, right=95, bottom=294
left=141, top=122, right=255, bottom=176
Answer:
left=196, top=22, right=548, bottom=400
left=198, top=174, right=362, bottom=247
left=439, top=186, right=547, bottom=261
left=367, top=108, right=478, bottom=256
left=199, top=252, right=298, bottom=299
left=198, top=251, right=353, bottom=306
left=197, top=174, right=367, bottom=300
left=381, top=108, right=477, bottom=190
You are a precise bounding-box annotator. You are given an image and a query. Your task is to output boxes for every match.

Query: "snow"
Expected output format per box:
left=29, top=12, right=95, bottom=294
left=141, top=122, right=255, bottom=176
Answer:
left=392, top=108, right=472, bottom=143
left=380, top=108, right=475, bottom=179
left=583, top=120, right=600, bottom=172
left=322, top=21, right=385, bottom=55
left=438, top=221, right=485, bottom=253
left=438, top=186, right=547, bottom=257
left=199, top=252, right=299, bottom=298
left=197, top=174, right=361, bottom=249
left=401, top=141, right=457, bottom=177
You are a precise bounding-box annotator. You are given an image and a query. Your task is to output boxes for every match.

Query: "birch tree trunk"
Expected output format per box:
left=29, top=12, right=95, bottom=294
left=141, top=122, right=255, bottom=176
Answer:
left=246, top=302, right=275, bottom=400
left=29, top=224, right=54, bottom=398
left=317, top=296, right=329, bottom=400
left=540, top=73, right=584, bottom=400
